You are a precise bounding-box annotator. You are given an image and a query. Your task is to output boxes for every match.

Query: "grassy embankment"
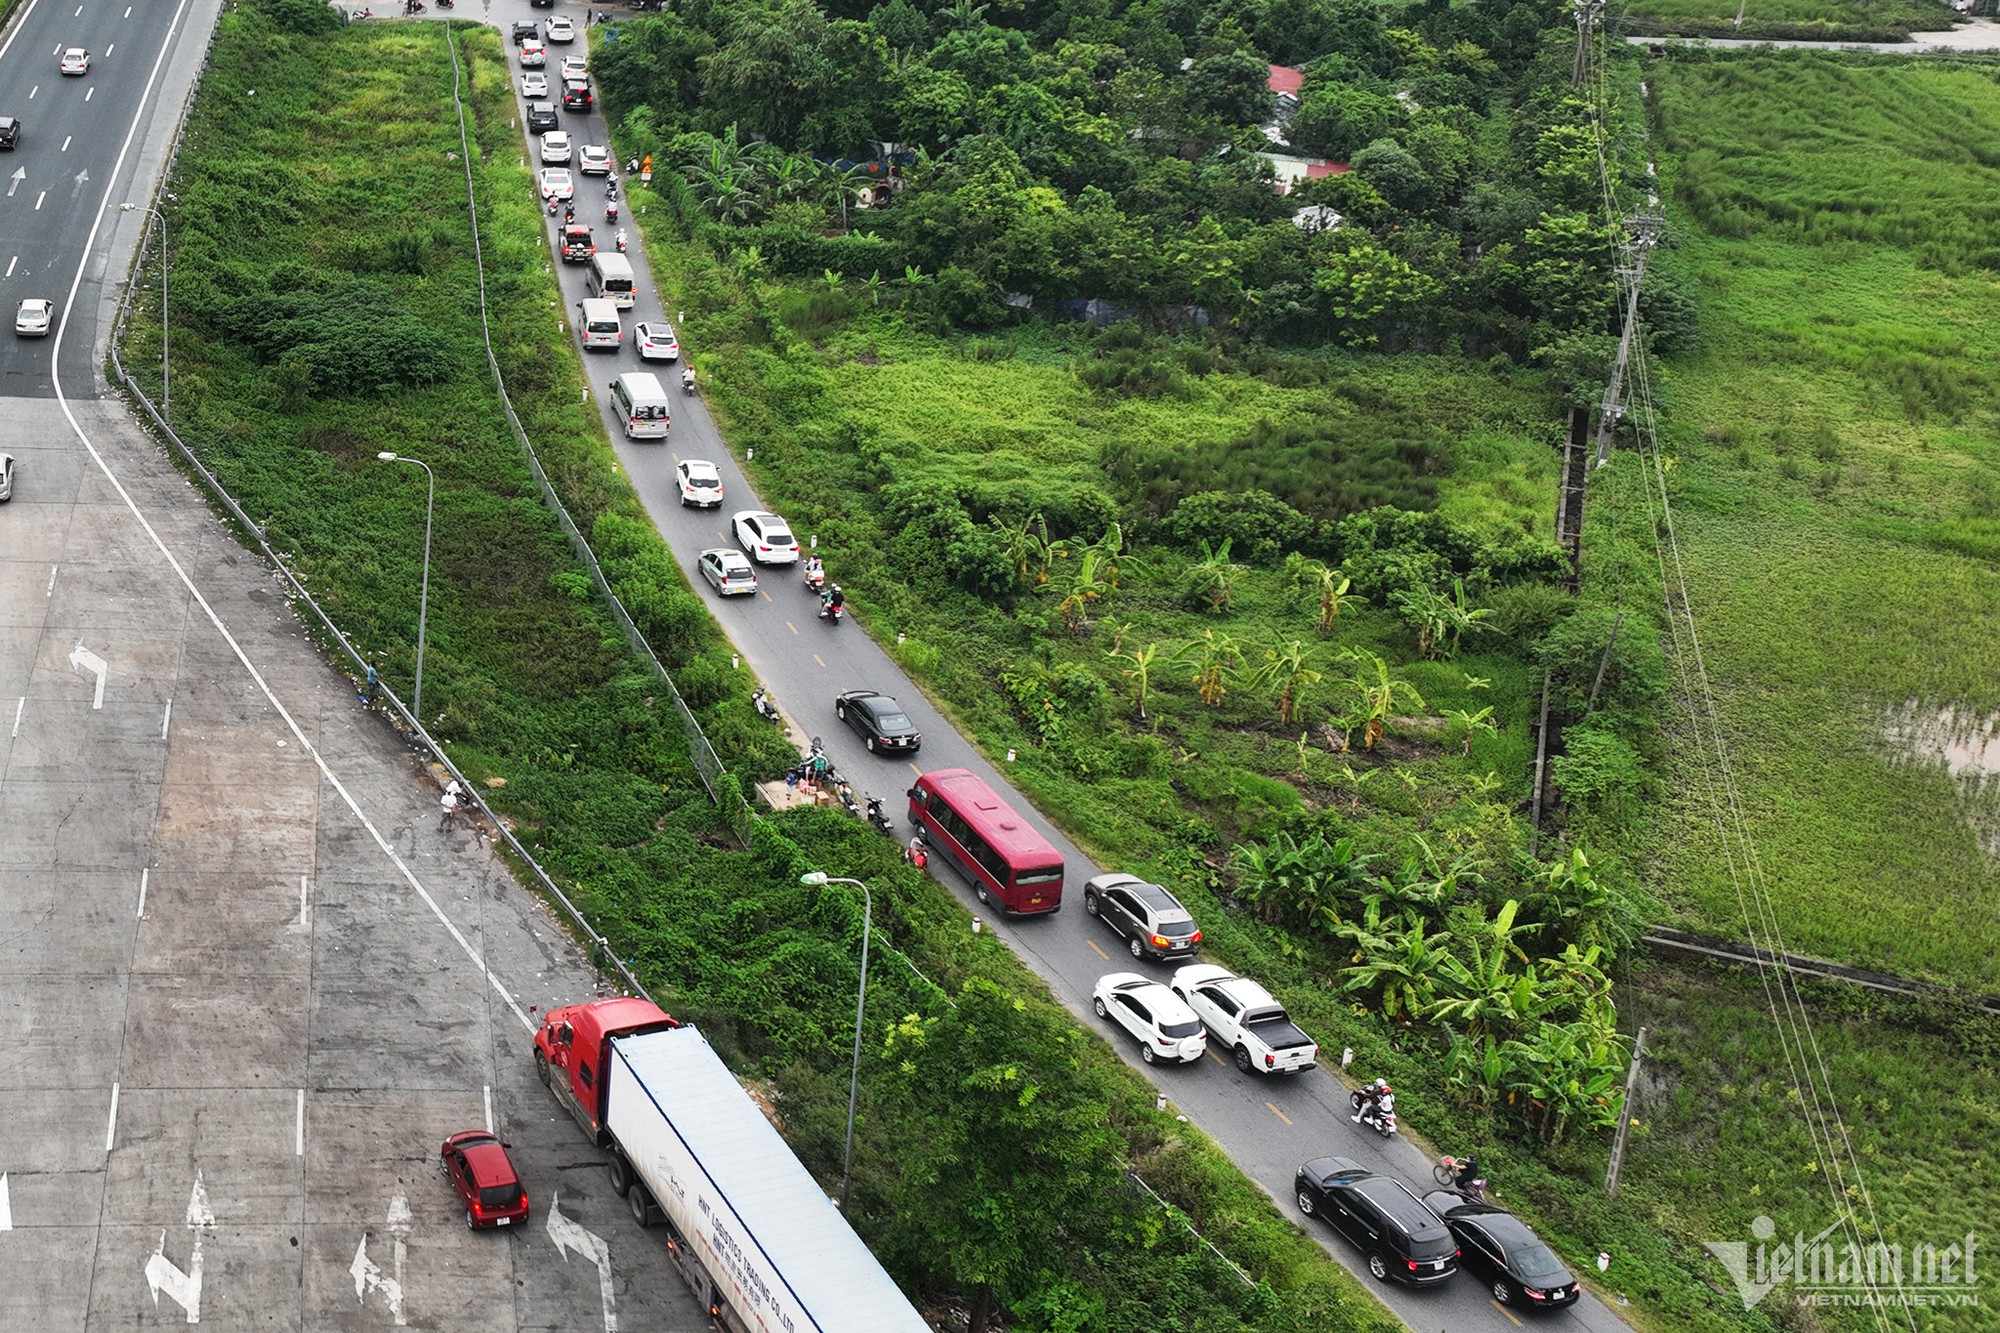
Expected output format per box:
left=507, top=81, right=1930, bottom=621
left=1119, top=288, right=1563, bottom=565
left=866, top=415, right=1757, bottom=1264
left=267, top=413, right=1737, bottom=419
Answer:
left=1561, top=50, right=2000, bottom=1333
left=123, top=8, right=1411, bottom=1330
left=1616, top=0, right=1949, bottom=41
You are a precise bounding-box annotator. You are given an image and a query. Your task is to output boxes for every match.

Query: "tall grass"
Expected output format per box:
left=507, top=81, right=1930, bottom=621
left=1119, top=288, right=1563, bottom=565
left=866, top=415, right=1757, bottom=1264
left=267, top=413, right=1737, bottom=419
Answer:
left=1619, top=0, right=1947, bottom=40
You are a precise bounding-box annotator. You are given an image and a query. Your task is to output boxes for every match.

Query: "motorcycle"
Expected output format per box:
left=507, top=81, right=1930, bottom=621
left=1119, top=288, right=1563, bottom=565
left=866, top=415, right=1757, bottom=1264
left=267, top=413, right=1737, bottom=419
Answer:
left=835, top=780, right=863, bottom=820
left=605, top=179, right=619, bottom=200
left=817, top=592, right=844, bottom=624
left=751, top=686, right=782, bottom=725
left=865, top=795, right=895, bottom=837
left=1351, top=1090, right=1397, bottom=1138
left=681, top=368, right=697, bottom=396
left=802, top=563, right=826, bottom=594
left=905, top=835, right=928, bottom=870
left=615, top=228, right=628, bottom=253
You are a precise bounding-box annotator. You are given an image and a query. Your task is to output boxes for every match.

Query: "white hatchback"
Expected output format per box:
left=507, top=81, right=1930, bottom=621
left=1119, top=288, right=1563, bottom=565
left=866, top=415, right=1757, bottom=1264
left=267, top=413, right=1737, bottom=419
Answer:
left=677, top=459, right=724, bottom=508
left=731, top=510, right=800, bottom=565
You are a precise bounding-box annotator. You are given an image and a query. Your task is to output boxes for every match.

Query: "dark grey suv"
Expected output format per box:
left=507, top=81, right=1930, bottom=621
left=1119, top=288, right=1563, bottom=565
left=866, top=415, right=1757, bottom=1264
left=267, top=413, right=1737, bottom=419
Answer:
left=525, top=101, right=558, bottom=133
left=1295, top=1157, right=1460, bottom=1286
left=0, top=117, right=20, bottom=150
left=1083, top=873, right=1201, bottom=961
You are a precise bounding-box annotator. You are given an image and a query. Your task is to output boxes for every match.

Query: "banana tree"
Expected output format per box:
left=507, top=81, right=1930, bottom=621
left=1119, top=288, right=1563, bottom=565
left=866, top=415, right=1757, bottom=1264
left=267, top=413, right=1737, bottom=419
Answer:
left=1173, top=629, right=1245, bottom=706
left=1249, top=639, right=1324, bottom=726
left=1335, top=904, right=1451, bottom=1020
left=1292, top=560, right=1365, bottom=633
left=1106, top=639, right=1163, bottom=720
left=1181, top=537, right=1244, bottom=613
left=1338, top=647, right=1426, bottom=750
left=1497, top=1014, right=1630, bottom=1143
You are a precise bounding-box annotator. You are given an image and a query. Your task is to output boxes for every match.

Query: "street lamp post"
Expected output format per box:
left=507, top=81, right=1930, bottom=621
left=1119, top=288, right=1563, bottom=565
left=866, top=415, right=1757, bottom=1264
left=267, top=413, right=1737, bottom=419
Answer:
left=800, top=870, right=872, bottom=1215
left=119, top=202, right=169, bottom=420
left=376, top=452, right=435, bottom=726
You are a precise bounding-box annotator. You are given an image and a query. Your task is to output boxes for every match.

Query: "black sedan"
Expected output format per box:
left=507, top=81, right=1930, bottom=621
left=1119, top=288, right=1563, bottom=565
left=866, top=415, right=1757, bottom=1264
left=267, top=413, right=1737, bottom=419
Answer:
left=835, top=690, right=922, bottom=754
left=1421, top=1192, right=1579, bottom=1310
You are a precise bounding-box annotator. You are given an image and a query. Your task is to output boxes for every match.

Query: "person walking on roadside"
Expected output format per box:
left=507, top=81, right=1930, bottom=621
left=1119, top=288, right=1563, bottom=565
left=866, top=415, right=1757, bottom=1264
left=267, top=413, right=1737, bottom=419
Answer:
left=439, top=789, right=459, bottom=832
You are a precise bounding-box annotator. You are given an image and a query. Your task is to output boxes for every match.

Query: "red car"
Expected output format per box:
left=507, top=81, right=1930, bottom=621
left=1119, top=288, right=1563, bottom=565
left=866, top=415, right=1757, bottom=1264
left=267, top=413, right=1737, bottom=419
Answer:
left=439, top=1131, right=530, bottom=1228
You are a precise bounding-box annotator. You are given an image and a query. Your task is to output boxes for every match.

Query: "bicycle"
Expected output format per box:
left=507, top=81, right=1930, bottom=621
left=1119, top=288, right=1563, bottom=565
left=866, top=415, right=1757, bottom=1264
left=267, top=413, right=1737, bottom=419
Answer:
left=1433, top=1156, right=1487, bottom=1199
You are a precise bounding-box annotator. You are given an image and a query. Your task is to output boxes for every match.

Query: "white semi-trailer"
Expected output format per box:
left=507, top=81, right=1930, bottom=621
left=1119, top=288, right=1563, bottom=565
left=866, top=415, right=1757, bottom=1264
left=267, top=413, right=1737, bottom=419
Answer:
left=536, top=998, right=930, bottom=1333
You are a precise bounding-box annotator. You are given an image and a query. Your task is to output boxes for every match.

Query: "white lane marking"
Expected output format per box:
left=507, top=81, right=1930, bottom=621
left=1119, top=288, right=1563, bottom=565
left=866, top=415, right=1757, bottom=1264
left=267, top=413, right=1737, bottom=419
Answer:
left=104, top=1083, right=120, bottom=1151
left=61, top=135, right=71, bottom=151
left=34, top=190, right=45, bottom=209
left=45, top=564, right=57, bottom=595
left=85, top=86, right=94, bottom=101
left=49, top=0, right=538, bottom=1036
left=69, top=643, right=107, bottom=708
left=106, top=43, right=115, bottom=55
left=545, top=1193, right=619, bottom=1332
left=295, top=1090, right=305, bottom=1156
left=483, top=1085, right=494, bottom=1134
left=5, top=256, right=16, bottom=276
left=10, top=698, right=22, bottom=737
left=0, top=1174, right=11, bottom=1230
left=135, top=868, right=148, bottom=919
left=125, top=5, right=133, bottom=15
left=299, top=874, right=310, bottom=927
left=160, top=698, right=171, bottom=738
left=144, top=1178, right=212, bottom=1322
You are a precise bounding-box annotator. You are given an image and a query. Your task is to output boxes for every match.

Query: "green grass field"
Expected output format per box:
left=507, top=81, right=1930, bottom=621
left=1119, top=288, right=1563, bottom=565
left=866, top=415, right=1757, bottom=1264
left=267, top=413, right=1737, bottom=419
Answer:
left=1616, top=0, right=1950, bottom=40
left=1629, top=53, right=2000, bottom=988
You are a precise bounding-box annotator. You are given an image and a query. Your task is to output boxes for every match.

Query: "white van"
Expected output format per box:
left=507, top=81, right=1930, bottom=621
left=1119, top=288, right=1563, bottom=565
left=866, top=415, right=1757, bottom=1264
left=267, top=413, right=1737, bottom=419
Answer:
left=578, top=298, right=622, bottom=351
left=587, top=252, right=637, bottom=309
left=610, top=371, right=671, bottom=440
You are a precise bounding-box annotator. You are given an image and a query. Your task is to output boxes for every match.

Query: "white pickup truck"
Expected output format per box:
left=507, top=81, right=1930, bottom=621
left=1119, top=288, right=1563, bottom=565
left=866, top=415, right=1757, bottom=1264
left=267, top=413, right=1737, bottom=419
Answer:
left=1171, top=964, right=1320, bottom=1075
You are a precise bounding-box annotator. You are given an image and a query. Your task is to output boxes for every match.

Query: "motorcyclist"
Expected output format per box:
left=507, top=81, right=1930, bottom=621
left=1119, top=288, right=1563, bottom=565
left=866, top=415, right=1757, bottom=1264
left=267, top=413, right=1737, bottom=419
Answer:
left=827, top=584, right=844, bottom=612
left=681, top=365, right=697, bottom=393
left=605, top=199, right=619, bottom=223
left=803, top=554, right=824, bottom=585
left=1351, top=1078, right=1391, bottom=1124
left=615, top=228, right=628, bottom=252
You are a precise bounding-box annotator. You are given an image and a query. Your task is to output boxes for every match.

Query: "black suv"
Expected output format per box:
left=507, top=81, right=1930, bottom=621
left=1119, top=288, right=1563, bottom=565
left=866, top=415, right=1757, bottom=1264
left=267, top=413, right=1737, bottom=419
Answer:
left=1295, top=1157, right=1460, bottom=1286
left=561, top=78, right=593, bottom=111
left=525, top=101, right=559, bottom=134
left=511, top=20, right=541, bottom=43
left=1083, top=873, right=1201, bottom=961
left=0, top=117, right=19, bottom=150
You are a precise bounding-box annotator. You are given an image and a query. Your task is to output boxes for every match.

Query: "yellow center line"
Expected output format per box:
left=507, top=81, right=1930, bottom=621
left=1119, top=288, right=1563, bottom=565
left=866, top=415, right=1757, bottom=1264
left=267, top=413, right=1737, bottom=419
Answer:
left=907, top=761, right=922, bottom=775
left=1489, top=1300, right=1522, bottom=1326
left=1266, top=1103, right=1291, bottom=1125
left=812, top=654, right=826, bottom=669
left=1086, top=940, right=1108, bottom=962
left=1206, top=1047, right=1227, bottom=1067
left=786, top=622, right=799, bottom=635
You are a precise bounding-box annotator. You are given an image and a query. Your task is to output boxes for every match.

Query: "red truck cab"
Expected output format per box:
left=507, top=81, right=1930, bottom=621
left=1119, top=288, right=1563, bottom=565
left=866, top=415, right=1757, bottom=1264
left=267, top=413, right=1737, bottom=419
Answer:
left=534, top=996, right=681, bottom=1142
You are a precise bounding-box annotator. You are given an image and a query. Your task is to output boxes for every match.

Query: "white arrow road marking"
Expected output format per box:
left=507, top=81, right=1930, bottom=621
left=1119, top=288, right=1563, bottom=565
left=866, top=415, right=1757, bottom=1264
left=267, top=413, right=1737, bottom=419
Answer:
left=348, top=1233, right=405, bottom=1325
left=69, top=643, right=106, bottom=708
left=143, top=1176, right=211, bottom=1323
left=6, top=167, right=22, bottom=196
left=71, top=168, right=89, bottom=197
left=546, top=1192, right=618, bottom=1332
left=0, top=1173, right=12, bottom=1230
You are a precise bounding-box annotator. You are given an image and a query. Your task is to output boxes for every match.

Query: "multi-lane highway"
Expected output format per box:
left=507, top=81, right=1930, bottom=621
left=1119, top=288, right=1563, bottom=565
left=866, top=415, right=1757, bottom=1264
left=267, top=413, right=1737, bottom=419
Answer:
left=0, top=2, right=707, bottom=1327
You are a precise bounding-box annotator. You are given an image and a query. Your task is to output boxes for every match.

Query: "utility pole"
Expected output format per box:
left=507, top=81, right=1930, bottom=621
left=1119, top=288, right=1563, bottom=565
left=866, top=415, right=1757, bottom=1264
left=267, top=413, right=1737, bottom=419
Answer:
left=1604, top=1026, right=1648, bottom=1197
left=1591, top=214, right=1662, bottom=468
left=1571, top=0, right=1604, bottom=89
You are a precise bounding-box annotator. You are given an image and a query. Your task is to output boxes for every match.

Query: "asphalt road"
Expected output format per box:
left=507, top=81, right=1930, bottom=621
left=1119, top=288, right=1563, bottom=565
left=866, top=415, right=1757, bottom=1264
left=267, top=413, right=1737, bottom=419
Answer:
left=526, top=26, right=1640, bottom=1333
left=0, top=2, right=707, bottom=1327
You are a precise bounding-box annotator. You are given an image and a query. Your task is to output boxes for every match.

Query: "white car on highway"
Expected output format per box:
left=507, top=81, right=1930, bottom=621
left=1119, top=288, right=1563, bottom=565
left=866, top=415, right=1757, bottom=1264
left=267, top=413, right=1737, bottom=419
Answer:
left=14, top=298, right=53, bottom=337
left=634, top=322, right=680, bottom=362
left=60, top=48, right=90, bottom=75
left=577, top=143, right=612, bottom=175
left=519, top=39, right=547, bottom=67
left=731, top=510, right=800, bottom=565
left=540, top=130, right=573, bottom=164
left=520, top=71, right=549, bottom=98
left=677, top=459, right=723, bottom=508
left=545, top=13, right=575, bottom=41
left=1092, top=973, right=1207, bottom=1065
left=538, top=167, right=574, bottom=201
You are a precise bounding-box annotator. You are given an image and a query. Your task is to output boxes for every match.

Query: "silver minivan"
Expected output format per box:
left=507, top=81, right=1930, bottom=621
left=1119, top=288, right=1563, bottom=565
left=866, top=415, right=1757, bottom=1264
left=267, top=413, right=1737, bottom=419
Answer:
left=578, top=297, right=622, bottom=351
left=610, top=371, right=670, bottom=439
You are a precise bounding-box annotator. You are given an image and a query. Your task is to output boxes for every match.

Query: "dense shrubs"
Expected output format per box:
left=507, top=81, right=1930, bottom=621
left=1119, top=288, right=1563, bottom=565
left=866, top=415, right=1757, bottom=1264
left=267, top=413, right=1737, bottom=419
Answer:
left=208, top=277, right=458, bottom=395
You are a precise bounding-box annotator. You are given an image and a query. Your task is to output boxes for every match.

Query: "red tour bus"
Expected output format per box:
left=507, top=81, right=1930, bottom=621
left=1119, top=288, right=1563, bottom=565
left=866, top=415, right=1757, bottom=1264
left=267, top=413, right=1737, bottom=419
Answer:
left=908, top=768, right=1065, bottom=915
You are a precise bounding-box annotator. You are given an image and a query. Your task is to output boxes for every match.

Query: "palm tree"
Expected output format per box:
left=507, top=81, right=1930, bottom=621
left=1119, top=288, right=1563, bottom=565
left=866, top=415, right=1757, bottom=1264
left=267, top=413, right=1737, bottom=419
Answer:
left=1337, top=647, right=1426, bottom=750
left=1173, top=629, right=1245, bottom=706
left=1248, top=639, right=1324, bottom=726
left=1180, top=537, right=1244, bottom=614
